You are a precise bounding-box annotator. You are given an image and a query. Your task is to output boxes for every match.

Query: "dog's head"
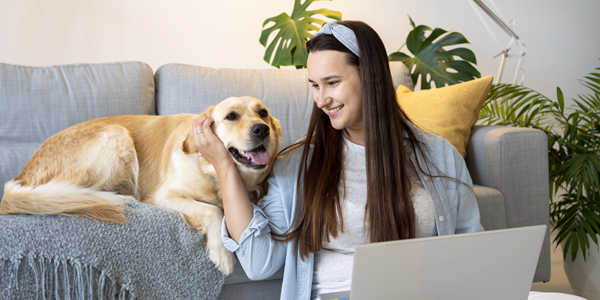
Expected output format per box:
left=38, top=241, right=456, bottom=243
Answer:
left=194, top=96, right=282, bottom=189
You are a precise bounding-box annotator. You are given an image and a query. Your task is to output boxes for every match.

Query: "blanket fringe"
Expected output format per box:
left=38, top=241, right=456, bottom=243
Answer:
left=1, top=253, right=133, bottom=300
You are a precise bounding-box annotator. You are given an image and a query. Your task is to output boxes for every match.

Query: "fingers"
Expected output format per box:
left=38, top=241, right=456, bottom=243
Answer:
left=193, top=117, right=209, bottom=151
left=201, top=118, right=215, bottom=138
left=192, top=117, right=219, bottom=150
left=193, top=117, right=207, bottom=135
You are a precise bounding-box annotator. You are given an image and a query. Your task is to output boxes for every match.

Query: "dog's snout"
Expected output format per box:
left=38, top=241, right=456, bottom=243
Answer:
left=251, top=124, right=270, bottom=140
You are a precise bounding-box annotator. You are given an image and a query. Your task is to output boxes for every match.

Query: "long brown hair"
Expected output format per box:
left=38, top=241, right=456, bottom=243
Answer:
left=276, top=20, right=425, bottom=259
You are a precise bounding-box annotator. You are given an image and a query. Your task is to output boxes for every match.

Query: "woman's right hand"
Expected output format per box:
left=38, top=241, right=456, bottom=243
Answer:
left=194, top=117, right=254, bottom=242
left=192, top=117, right=235, bottom=172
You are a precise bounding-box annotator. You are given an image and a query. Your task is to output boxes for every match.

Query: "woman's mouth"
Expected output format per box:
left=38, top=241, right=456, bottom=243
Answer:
left=327, top=105, right=343, bottom=116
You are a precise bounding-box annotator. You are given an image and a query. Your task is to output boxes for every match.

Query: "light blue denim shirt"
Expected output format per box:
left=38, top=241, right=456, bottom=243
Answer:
left=221, top=125, right=484, bottom=300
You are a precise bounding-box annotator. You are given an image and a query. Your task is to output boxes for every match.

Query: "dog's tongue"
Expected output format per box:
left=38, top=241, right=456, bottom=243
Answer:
left=243, top=149, right=269, bottom=165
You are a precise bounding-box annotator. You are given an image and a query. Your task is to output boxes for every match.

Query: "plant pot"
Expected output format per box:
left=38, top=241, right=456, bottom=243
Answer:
left=562, top=233, right=600, bottom=300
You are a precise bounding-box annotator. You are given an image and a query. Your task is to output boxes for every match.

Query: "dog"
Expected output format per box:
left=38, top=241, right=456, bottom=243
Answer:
left=0, top=96, right=282, bottom=275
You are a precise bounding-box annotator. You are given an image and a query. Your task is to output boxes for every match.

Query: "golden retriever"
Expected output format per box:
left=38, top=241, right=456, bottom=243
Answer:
left=0, top=96, right=282, bottom=275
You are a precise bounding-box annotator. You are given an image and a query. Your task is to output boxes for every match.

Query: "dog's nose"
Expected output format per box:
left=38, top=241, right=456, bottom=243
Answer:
left=251, top=124, right=270, bottom=140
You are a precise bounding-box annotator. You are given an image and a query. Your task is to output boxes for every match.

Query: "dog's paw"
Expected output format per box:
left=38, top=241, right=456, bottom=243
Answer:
left=207, top=242, right=235, bottom=275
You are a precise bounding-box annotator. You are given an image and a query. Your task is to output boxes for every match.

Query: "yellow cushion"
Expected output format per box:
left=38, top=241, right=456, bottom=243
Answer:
left=396, top=76, right=493, bottom=157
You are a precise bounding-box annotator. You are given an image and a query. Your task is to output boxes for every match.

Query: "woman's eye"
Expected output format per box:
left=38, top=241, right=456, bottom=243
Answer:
left=311, top=83, right=319, bottom=89
left=329, top=81, right=339, bottom=86
left=225, top=113, right=238, bottom=120
left=259, top=109, right=268, bottom=117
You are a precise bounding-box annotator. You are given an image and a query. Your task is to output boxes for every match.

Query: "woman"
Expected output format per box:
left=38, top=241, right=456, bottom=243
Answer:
left=193, top=20, right=483, bottom=300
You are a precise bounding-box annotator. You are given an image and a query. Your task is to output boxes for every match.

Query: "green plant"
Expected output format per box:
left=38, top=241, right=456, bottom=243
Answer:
left=389, top=17, right=481, bottom=90
left=260, top=0, right=341, bottom=69
left=480, top=62, right=600, bottom=261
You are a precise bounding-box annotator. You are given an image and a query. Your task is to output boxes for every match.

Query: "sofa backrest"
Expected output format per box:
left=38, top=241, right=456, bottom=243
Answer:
left=0, top=61, right=156, bottom=144
left=0, top=60, right=412, bottom=196
left=0, top=61, right=155, bottom=195
left=155, top=61, right=413, bottom=149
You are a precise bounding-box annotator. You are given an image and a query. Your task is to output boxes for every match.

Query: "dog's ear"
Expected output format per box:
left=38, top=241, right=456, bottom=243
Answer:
left=203, top=105, right=215, bottom=118
left=270, top=115, right=283, bottom=142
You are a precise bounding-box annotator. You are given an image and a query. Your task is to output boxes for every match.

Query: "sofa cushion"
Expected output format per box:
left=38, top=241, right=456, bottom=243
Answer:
left=0, top=144, right=39, bottom=196
left=154, top=62, right=413, bottom=149
left=473, top=184, right=507, bottom=231
left=0, top=61, right=156, bottom=196
left=224, top=261, right=284, bottom=285
left=396, top=76, right=493, bottom=157
left=0, top=61, right=156, bottom=144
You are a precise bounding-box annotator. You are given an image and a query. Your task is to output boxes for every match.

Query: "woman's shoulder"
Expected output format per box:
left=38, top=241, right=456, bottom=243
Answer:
left=406, top=122, right=464, bottom=172
left=406, top=122, right=456, bottom=154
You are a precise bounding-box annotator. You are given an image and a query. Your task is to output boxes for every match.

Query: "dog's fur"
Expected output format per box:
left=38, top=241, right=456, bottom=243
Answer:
left=0, top=96, right=282, bottom=275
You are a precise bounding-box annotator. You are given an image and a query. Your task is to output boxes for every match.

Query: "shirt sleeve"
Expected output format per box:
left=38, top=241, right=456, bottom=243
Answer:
left=453, top=149, right=485, bottom=234
left=220, top=167, right=290, bottom=280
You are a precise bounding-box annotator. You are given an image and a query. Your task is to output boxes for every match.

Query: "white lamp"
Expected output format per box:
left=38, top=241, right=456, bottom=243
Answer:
left=468, top=0, right=526, bottom=85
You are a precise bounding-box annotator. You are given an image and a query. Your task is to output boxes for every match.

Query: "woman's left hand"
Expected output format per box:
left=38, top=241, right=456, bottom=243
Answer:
left=192, top=117, right=234, bottom=172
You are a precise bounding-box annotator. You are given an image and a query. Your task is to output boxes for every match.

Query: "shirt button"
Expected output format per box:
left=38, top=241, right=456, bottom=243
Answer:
left=407, top=148, right=412, bottom=154
left=244, top=228, right=251, bottom=235
left=423, top=175, right=429, bottom=181
left=439, top=216, right=445, bottom=222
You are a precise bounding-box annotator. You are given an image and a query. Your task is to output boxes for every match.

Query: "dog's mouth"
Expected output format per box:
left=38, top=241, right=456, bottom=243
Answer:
left=228, top=145, right=269, bottom=170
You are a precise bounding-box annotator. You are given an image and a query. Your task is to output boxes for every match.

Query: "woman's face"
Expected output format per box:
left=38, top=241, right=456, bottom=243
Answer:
left=307, top=50, right=364, bottom=145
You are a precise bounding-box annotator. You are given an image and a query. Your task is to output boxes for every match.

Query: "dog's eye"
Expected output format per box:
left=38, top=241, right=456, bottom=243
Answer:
left=225, top=113, right=238, bottom=121
left=259, top=109, right=268, bottom=118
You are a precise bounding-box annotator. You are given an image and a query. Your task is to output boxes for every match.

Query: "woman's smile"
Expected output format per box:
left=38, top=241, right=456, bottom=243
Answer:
left=327, top=105, right=344, bottom=116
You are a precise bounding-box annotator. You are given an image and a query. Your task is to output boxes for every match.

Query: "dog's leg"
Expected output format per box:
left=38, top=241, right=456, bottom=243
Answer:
left=152, top=195, right=235, bottom=275
left=80, top=124, right=140, bottom=200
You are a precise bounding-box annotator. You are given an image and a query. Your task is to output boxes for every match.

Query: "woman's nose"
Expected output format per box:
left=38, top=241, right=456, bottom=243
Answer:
left=315, top=89, right=330, bottom=108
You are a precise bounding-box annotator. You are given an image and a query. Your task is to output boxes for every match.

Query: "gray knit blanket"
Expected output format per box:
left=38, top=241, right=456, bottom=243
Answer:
left=0, top=202, right=226, bottom=299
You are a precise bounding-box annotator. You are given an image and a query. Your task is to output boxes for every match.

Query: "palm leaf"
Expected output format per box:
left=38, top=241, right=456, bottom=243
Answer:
left=479, top=84, right=554, bottom=129
left=260, top=0, right=341, bottom=69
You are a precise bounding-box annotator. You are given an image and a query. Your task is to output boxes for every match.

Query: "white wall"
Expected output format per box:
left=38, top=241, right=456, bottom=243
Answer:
left=1, top=0, right=598, bottom=106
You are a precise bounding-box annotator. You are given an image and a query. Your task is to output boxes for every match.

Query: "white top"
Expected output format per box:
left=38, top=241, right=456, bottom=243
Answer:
left=311, top=137, right=436, bottom=298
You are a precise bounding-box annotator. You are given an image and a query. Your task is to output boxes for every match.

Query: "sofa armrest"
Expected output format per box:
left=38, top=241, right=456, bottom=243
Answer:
left=466, top=125, right=551, bottom=282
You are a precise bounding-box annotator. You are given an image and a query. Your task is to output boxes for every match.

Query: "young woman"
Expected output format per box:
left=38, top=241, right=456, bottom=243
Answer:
left=193, top=20, right=483, bottom=300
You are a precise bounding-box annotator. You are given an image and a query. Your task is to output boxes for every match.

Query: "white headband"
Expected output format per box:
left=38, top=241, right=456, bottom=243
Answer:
left=314, top=23, right=360, bottom=58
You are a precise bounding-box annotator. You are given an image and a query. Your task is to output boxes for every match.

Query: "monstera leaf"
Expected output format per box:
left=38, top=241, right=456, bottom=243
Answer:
left=260, top=0, right=341, bottom=68
left=389, top=24, right=480, bottom=90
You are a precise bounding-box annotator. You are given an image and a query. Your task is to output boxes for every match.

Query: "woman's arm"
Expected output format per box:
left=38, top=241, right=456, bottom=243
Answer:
left=193, top=117, right=253, bottom=242
left=192, top=117, right=288, bottom=279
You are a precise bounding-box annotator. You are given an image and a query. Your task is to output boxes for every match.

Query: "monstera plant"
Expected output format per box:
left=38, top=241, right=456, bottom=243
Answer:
left=479, top=63, right=600, bottom=263
left=388, top=17, right=481, bottom=90
left=260, top=0, right=341, bottom=69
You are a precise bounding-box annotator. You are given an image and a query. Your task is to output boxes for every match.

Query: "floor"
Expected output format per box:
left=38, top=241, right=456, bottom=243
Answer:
left=530, top=230, right=575, bottom=295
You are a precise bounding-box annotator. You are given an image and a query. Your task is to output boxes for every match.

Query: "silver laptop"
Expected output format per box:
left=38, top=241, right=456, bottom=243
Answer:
left=319, top=225, right=547, bottom=300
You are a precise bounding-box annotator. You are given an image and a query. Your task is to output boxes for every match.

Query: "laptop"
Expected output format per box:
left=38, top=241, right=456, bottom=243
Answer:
left=319, top=225, right=547, bottom=300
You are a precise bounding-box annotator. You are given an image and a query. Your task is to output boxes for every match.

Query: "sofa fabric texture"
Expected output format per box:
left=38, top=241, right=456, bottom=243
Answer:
left=0, top=61, right=551, bottom=300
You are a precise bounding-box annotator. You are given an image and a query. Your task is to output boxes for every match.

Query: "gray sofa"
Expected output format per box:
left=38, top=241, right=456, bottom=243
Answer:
left=0, top=61, right=551, bottom=299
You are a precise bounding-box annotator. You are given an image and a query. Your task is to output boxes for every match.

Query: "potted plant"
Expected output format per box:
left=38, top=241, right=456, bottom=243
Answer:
left=479, top=62, right=600, bottom=299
